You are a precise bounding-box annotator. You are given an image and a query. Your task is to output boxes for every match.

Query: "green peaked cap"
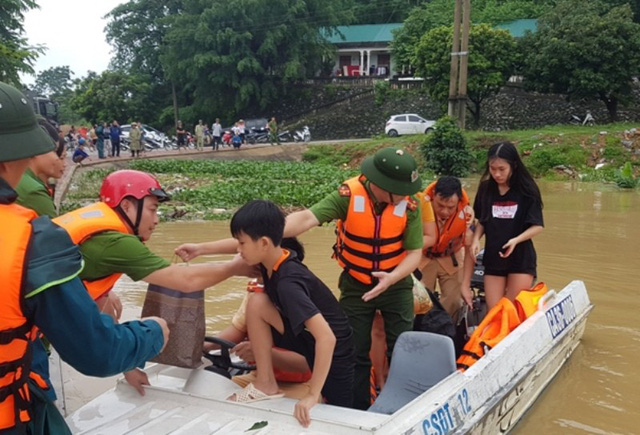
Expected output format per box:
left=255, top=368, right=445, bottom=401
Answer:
left=0, top=82, right=55, bottom=162
left=361, top=147, right=422, bottom=195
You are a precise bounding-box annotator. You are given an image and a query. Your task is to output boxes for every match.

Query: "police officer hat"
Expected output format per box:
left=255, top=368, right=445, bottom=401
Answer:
left=0, top=82, right=55, bottom=162
left=361, top=147, right=422, bottom=195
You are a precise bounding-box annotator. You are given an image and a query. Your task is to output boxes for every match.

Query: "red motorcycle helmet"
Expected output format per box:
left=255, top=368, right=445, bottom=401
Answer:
left=100, top=170, right=170, bottom=207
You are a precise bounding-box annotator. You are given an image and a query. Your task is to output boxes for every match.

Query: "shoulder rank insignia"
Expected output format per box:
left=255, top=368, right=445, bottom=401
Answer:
left=407, top=197, right=418, bottom=211
left=338, top=184, right=351, bottom=197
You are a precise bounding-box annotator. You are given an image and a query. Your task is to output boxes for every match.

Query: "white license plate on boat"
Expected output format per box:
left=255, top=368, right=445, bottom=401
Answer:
left=546, top=295, right=577, bottom=338
left=422, top=388, right=472, bottom=434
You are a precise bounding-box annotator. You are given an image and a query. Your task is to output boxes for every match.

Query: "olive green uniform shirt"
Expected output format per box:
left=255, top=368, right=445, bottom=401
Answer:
left=79, top=231, right=170, bottom=281
left=309, top=178, right=423, bottom=292
left=15, top=169, right=57, bottom=218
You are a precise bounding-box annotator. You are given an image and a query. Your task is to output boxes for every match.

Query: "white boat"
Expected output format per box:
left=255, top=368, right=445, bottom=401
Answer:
left=67, top=280, right=592, bottom=434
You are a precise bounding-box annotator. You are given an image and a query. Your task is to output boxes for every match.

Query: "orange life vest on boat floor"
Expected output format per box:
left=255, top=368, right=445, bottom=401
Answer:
left=420, top=182, right=470, bottom=259
left=54, top=202, right=131, bottom=300
left=457, top=297, right=521, bottom=372
left=334, top=176, right=413, bottom=285
left=0, top=204, right=44, bottom=430
left=514, top=282, right=549, bottom=322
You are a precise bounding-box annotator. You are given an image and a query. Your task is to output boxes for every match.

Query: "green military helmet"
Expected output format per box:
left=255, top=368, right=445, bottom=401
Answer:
left=361, top=147, right=422, bottom=195
left=0, top=81, right=55, bottom=162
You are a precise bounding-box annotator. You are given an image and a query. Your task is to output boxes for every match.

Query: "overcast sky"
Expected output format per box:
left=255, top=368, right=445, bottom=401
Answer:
left=22, top=0, right=124, bottom=84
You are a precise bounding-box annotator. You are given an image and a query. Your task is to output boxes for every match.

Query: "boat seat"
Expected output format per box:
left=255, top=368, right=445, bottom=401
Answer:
left=368, top=331, right=456, bottom=415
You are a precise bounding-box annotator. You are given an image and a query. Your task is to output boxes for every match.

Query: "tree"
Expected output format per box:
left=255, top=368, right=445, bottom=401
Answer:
left=105, top=0, right=182, bottom=81
left=0, top=0, right=45, bottom=84
left=414, top=24, right=517, bottom=127
left=351, top=0, right=423, bottom=24
left=521, top=1, right=640, bottom=121
left=160, top=0, right=354, bottom=122
left=420, top=116, right=472, bottom=177
left=391, top=0, right=551, bottom=70
left=69, top=71, right=155, bottom=125
left=33, top=66, right=73, bottom=98
left=104, top=1, right=181, bottom=128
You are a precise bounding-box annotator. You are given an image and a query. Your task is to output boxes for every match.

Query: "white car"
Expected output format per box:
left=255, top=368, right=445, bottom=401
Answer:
left=385, top=114, right=436, bottom=136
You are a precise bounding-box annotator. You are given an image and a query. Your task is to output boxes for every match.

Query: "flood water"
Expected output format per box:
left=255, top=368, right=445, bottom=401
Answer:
left=107, top=180, right=640, bottom=433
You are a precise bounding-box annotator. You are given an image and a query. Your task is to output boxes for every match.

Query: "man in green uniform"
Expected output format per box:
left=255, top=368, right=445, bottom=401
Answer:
left=54, top=169, right=255, bottom=394
left=0, top=80, right=168, bottom=434
left=15, top=118, right=66, bottom=217
left=175, top=147, right=423, bottom=409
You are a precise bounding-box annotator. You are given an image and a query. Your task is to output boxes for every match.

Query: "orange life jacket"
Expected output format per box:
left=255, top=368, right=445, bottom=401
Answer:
left=334, top=176, right=412, bottom=285
left=514, top=282, right=549, bottom=322
left=0, top=204, right=42, bottom=430
left=54, top=202, right=131, bottom=300
left=421, top=182, right=470, bottom=258
left=457, top=297, right=521, bottom=372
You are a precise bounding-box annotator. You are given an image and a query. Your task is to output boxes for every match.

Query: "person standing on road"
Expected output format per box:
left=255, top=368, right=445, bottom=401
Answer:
left=195, top=120, right=205, bottom=151
left=212, top=118, right=222, bottom=151
left=0, top=80, right=169, bottom=434
left=110, top=120, right=121, bottom=157
left=102, top=122, right=112, bottom=156
left=130, top=122, right=142, bottom=158
left=176, top=120, right=187, bottom=152
left=238, top=119, right=246, bottom=144
left=95, top=123, right=106, bottom=159
left=268, top=116, right=280, bottom=146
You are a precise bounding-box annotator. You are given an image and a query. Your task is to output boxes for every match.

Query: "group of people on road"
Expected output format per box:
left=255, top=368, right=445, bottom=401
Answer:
left=0, top=79, right=544, bottom=432
left=176, top=117, right=284, bottom=151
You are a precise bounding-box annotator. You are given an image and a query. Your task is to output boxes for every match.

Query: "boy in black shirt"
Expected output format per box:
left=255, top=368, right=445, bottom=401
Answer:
left=227, top=200, right=355, bottom=427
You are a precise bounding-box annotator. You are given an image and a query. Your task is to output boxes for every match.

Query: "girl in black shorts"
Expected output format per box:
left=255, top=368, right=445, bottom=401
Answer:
left=469, top=142, right=544, bottom=309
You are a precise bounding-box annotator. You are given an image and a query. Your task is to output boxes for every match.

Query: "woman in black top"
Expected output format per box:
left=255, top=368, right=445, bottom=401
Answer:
left=469, top=142, right=544, bottom=309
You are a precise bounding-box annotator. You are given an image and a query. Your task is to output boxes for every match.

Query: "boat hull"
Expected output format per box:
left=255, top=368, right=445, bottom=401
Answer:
left=67, top=281, right=592, bottom=434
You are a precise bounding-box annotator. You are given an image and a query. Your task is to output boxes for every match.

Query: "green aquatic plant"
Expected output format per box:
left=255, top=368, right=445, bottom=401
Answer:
left=615, top=162, right=637, bottom=189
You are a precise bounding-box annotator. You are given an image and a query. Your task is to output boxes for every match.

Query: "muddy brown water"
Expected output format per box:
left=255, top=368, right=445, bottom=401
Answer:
left=81, top=180, right=640, bottom=433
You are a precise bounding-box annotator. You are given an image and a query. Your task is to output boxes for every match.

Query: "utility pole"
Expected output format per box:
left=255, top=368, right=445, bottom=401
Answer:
left=447, top=0, right=462, bottom=119
left=448, top=0, right=471, bottom=129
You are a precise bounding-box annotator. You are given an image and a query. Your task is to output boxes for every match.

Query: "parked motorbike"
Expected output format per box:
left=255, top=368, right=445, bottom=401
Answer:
left=570, top=111, right=595, bottom=126
left=293, top=126, right=311, bottom=142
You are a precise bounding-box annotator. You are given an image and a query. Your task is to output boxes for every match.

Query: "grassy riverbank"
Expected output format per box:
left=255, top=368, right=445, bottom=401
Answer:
left=62, top=123, right=638, bottom=220
left=305, top=123, right=639, bottom=183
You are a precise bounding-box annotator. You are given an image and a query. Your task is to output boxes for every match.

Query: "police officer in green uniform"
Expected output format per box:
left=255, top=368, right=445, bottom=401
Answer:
left=0, top=81, right=169, bottom=434
left=175, top=147, right=423, bottom=410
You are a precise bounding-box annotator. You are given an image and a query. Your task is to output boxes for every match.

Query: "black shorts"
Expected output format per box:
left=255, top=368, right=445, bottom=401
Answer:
left=484, top=267, right=536, bottom=277
left=271, top=318, right=354, bottom=408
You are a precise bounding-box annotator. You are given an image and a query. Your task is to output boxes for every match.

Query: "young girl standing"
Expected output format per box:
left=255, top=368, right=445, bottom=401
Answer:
left=469, top=142, right=544, bottom=309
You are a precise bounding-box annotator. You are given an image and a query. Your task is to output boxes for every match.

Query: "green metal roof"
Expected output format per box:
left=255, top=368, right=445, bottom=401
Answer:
left=324, top=19, right=537, bottom=45
left=325, top=23, right=403, bottom=44
left=495, top=19, right=537, bottom=38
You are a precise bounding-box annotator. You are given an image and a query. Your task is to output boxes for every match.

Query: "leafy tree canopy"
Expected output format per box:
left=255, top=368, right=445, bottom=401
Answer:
left=350, top=0, right=423, bottom=24
left=160, top=0, right=354, bottom=121
left=69, top=70, right=156, bottom=125
left=105, top=0, right=182, bottom=80
left=520, top=0, right=640, bottom=121
left=414, top=24, right=516, bottom=126
left=392, top=0, right=552, bottom=69
left=33, top=65, right=73, bottom=98
left=0, top=0, right=44, bottom=84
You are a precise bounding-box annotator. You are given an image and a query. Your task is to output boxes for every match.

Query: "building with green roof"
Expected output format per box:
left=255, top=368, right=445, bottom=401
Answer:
left=325, top=19, right=536, bottom=78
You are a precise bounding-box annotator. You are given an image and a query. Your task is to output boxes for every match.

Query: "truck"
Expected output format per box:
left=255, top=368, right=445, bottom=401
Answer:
left=23, top=90, right=60, bottom=128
